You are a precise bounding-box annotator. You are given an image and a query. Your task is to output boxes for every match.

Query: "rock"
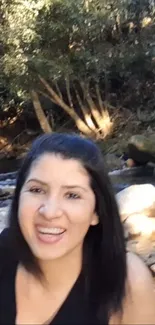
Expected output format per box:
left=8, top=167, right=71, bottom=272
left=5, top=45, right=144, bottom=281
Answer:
left=0, top=171, right=17, bottom=182
left=116, top=184, right=155, bottom=221
left=128, top=134, right=155, bottom=164
left=147, top=253, right=155, bottom=268
left=124, top=214, right=155, bottom=238
left=147, top=162, right=155, bottom=169
left=109, top=165, right=154, bottom=178
left=0, top=185, right=15, bottom=197
left=116, top=183, right=155, bottom=270
left=0, top=199, right=12, bottom=208
left=126, top=158, right=135, bottom=168
left=116, top=183, right=155, bottom=269
left=0, top=206, right=9, bottom=232
left=127, top=237, right=154, bottom=262
left=150, top=264, right=155, bottom=276
left=104, top=154, right=122, bottom=172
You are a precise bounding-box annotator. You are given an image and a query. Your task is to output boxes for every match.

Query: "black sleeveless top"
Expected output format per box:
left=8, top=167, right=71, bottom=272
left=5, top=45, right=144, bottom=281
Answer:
left=0, top=229, right=108, bottom=325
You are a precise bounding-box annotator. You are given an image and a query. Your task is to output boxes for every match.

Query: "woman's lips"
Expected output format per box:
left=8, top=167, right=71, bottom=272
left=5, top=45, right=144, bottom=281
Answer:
left=36, top=226, right=66, bottom=244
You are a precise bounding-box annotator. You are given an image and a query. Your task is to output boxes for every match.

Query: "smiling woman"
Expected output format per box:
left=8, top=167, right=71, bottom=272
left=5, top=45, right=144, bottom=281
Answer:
left=18, top=154, right=98, bottom=261
left=0, top=133, right=155, bottom=325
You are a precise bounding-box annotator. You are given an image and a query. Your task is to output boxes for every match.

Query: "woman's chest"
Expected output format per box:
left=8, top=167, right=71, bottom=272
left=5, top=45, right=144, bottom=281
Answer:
left=0, top=265, right=99, bottom=325
left=16, top=284, right=69, bottom=325
left=15, top=268, right=89, bottom=325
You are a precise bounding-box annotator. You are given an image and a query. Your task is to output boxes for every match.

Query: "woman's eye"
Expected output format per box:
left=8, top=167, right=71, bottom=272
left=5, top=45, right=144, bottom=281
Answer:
left=29, top=187, right=44, bottom=194
left=65, top=192, right=80, bottom=199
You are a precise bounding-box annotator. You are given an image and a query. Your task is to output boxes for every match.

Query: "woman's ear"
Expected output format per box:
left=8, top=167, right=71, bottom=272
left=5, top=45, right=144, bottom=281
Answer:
left=91, top=212, right=99, bottom=226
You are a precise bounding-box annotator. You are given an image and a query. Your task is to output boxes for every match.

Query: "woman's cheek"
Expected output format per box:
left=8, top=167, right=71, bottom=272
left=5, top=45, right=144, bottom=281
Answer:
left=18, top=194, right=36, bottom=218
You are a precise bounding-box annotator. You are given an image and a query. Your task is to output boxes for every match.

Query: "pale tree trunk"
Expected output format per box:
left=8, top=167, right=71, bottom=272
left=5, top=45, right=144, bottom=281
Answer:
left=81, top=82, right=113, bottom=138
left=81, top=82, right=103, bottom=129
left=73, top=84, right=97, bottom=133
left=95, top=84, right=113, bottom=137
left=84, top=0, right=90, bottom=12
left=38, top=75, right=94, bottom=136
left=38, top=75, right=113, bottom=139
left=31, top=90, right=52, bottom=133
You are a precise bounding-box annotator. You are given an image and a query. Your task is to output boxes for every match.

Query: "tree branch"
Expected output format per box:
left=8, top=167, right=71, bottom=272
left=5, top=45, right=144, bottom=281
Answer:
left=38, top=75, right=95, bottom=136
left=95, top=83, right=103, bottom=112
left=31, top=89, right=52, bottom=133
left=65, top=76, right=73, bottom=107
left=73, top=84, right=96, bottom=132
left=38, top=90, right=57, bottom=105
left=53, top=80, right=63, bottom=99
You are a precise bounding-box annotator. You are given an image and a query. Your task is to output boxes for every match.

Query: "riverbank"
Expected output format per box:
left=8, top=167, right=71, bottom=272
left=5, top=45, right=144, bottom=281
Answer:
left=1, top=108, right=155, bottom=173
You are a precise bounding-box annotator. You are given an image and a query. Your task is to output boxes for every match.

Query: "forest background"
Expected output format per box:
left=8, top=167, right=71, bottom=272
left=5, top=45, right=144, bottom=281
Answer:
left=1, top=0, right=155, bottom=163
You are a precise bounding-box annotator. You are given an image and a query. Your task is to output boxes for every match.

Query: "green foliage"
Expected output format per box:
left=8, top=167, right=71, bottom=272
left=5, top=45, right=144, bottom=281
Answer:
left=1, top=0, right=155, bottom=110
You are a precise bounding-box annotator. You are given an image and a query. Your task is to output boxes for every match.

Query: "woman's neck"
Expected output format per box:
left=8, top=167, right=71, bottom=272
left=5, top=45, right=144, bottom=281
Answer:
left=38, top=246, right=83, bottom=291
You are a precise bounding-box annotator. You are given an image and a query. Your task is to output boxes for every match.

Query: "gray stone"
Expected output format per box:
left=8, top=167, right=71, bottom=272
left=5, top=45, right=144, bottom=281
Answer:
left=128, top=134, right=155, bottom=164
left=0, top=185, right=15, bottom=197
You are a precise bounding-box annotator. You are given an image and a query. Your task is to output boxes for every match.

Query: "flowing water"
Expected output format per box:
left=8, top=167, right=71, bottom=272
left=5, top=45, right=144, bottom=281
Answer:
left=109, top=166, right=155, bottom=193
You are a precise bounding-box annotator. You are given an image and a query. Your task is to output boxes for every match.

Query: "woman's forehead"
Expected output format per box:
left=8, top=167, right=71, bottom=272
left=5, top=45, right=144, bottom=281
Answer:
left=26, top=153, right=90, bottom=184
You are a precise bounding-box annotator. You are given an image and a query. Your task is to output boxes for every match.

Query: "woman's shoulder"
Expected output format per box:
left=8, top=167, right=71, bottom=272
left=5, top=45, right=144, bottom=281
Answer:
left=110, top=252, right=155, bottom=324
left=126, top=251, right=154, bottom=293
left=122, top=252, right=155, bottom=324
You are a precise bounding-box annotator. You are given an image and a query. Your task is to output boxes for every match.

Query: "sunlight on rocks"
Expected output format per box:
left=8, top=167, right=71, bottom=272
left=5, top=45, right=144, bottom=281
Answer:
left=125, top=214, right=155, bottom=237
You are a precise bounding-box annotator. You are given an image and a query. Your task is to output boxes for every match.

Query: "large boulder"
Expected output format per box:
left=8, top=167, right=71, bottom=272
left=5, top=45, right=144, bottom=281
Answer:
left=116, top=184, right=155, bottom=221
left=116, top=184, right=155, bottom=275
left=128, top=134, right=155, bottom=164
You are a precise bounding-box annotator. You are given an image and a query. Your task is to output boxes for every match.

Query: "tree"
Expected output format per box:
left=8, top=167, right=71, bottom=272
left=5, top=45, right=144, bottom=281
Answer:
left=2, top=0, right=155, bottom=136
left=1, top=0, right=114, bottom=137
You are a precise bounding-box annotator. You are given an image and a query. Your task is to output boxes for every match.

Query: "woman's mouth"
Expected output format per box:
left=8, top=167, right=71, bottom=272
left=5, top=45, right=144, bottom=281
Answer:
left=36, top=226, right=66, bottom=244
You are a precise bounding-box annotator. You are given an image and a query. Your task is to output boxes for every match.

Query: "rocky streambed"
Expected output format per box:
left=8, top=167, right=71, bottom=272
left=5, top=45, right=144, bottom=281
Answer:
left=0, top=172, right=17, bottom=232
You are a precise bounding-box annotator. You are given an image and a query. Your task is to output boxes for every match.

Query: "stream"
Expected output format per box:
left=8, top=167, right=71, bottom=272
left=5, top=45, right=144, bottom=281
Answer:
left=1, top=155, right=155, bottom=193
left=0, top=165, right=155, bottom=196
left=109, top=165, right=155, bottom=192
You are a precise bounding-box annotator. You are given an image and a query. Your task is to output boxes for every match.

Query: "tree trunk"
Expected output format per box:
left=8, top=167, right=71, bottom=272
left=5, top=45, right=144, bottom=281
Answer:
left=82, top=82, right=113, bottom=137
left=31, top=90, right=52, bottom=133
left=38, top=75, right=94, bottom=136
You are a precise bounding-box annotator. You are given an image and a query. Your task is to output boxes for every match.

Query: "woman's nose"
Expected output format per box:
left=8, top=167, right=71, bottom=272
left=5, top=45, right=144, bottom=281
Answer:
left=38, top=199, right=63, bottom=219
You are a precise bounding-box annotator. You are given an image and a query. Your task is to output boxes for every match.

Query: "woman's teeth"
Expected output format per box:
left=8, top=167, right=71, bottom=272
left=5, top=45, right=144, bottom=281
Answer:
left=37, top=227, right=66, bottom=235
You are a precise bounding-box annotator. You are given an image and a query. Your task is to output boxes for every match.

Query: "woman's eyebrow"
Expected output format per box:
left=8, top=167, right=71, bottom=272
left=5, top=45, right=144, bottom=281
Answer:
left=62, top=185, right=88, bottom=192
left=26, top=178, right=47, bottom=186
left=26, top=179, right=89, bottom=192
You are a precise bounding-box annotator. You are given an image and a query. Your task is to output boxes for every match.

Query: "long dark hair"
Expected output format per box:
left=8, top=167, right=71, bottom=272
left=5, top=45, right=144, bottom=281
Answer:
left=8, top=133, right=126, bottom=323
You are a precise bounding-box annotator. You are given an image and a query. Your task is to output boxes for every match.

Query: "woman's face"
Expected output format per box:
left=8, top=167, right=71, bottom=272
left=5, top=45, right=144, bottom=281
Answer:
left=18, top=153, right=98, bottom=261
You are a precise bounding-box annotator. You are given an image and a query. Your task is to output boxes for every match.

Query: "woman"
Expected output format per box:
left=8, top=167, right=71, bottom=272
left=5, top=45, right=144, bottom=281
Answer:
left=0, top=132, right=155, bottom=324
